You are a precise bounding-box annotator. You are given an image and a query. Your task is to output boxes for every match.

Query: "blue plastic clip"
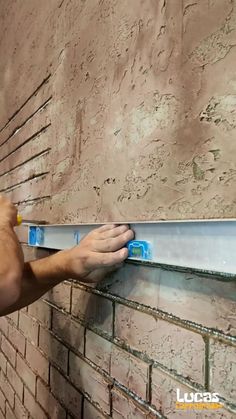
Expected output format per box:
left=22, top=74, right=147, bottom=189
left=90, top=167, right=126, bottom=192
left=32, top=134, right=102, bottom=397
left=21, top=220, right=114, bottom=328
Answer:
left=127, top=240, right=152, bottom=261
left=29, top=226, right=45, bottom=246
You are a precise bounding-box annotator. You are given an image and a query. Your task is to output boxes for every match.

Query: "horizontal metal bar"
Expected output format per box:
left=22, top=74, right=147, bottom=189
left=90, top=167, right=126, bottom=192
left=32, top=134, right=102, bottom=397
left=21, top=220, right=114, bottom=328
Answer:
left=27, top=220, right=236, bottom=276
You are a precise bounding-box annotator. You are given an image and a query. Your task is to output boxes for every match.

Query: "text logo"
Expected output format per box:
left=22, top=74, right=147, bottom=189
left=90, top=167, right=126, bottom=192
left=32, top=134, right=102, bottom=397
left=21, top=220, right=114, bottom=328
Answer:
left=175, top=388, right=223, bottom=410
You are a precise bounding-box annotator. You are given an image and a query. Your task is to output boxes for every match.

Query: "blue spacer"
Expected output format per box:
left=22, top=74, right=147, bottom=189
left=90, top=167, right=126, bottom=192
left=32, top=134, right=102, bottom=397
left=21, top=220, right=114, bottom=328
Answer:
left=35, top=227, right=45, bottom=246
left=29, top=226, right=37, bottom=246
left=127, top=240, right=152, bottom=261
left=28, top=226, right=45, bottom=246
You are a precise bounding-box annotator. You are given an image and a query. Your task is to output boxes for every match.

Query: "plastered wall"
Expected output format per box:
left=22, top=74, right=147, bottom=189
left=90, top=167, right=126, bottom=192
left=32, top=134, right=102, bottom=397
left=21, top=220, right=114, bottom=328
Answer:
left=0, top=0, right=236, bottom=223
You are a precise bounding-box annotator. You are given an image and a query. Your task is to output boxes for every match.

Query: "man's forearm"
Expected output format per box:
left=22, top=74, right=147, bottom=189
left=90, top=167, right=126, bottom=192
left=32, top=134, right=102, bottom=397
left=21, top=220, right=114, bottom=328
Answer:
left=0, top=226, right=24, bottom=311
left=0, top=226, right=23, bottom=275
left=0, top=251, right=70, bottom=316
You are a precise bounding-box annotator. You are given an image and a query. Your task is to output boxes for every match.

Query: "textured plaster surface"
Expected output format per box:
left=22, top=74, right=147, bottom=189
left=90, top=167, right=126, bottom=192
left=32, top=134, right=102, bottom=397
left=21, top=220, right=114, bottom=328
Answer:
left=0, top=0, right=236, bottom=222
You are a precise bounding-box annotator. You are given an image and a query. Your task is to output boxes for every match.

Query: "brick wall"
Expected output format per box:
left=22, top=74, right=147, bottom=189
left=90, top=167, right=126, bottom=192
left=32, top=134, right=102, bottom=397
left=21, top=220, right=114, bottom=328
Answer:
left=0, top=246, right=235, bottom=418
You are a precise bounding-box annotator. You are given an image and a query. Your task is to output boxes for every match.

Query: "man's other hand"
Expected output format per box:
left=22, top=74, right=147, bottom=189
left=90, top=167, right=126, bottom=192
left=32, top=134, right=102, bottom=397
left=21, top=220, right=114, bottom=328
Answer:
left=59, top=224, right=134, bottom=282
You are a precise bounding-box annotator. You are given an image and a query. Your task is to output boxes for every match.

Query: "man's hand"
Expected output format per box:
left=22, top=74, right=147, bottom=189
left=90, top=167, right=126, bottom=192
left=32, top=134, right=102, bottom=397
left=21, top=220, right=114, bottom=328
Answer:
left=0, top=195, right=18, bottom=227
left=59, top=224, right=134, bottom=282
left=0, top=224, right=134, bottom=315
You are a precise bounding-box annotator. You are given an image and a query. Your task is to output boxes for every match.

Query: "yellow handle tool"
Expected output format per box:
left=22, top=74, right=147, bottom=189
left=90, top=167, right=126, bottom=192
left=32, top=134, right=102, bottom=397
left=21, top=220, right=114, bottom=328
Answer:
left=17, top=214, right=23, bottom=225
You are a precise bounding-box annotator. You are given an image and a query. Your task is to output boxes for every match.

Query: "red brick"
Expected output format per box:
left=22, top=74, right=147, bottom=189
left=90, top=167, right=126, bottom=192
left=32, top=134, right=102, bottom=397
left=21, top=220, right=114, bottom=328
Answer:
left=157, top=270, right=236, bottom=335
left=46, top=282, right=71, bottom=313
left=19, top=312, right=39, bottom=346
left=50, top=366, right=82, bottom=417
left=151, top=367, right=233, bottom=419
left=8, top=323, right=26, bottom=356
left=0, top=371, right=14, bottom=408
left=15, top=224, right=29, bottom=244
left=6, top=362, right=23, bottom=400
left=1, top=337, right=16, bottom=367
left=111, top=345, right=150, bottom=400
left=28, top=300, right=51, bottom=328
left=85, top=329, right=150, bottom=400
left=85, top=330, right=111, bottom=371
left=209, top=339, right=236, bottom=405
left=5, top=403, right=15, bottom=419
left=83, top=399, right=107, bottom=418
left=112, top=389, right=151, bottom=419
left=71, top=288, right=113, bottom=335
left=115, top=305, right=205, bottom=384
left=106, top=266, right=236, bottom=336
left=0, top=389, right=5, bottom=415
left=24, top=387, right=47, bottom=419
left=105, top=264, right=160, bottom=308
left=21, top=246, right=48, bottom=265
left=52, top=309, right=84, bottom=353
left=16, top=354, right=36, bottom=394
left=37, top=378, right=66, bottom=419
left=7, top=311, right=19, bottom=327
left=39, top=326, right=68, bottom=373
left=0, top=317, right=8, bottom=335
left=21, top=245, right=38, bottom=262
left=69, top=352, right=110, bottom=414
left=0, top=352, right=7, bottom=375
left=26, top=341, right=49, bottom=383
left=14, top=395, right=28, bottom=419
left=152, top=368, right=192, bottom=416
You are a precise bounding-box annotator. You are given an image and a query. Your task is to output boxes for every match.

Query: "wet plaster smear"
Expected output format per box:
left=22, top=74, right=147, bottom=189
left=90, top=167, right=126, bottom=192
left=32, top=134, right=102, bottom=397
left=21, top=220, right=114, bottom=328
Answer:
left=0, top=0, right=235, bottom=222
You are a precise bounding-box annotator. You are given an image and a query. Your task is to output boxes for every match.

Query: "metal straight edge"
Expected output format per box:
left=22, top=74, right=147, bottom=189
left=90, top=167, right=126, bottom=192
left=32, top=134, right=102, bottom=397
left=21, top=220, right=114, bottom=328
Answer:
left=27, top=220, right=236, bottom=275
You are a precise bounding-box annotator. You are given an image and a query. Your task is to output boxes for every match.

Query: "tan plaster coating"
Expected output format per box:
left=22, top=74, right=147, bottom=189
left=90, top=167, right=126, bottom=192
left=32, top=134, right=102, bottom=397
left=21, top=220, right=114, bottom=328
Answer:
left=0, top=0, right=235, bottom=222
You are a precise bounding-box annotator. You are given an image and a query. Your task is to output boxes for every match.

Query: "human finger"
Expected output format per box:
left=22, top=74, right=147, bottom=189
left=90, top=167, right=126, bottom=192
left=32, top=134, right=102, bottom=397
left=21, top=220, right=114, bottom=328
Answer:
left=95, top=247, right=129, bottom=267
left=100, top=224, right=130, bottom=239
left=95, top=229, right=134, bottom=252
left=93, top=224, right=118, bottom=234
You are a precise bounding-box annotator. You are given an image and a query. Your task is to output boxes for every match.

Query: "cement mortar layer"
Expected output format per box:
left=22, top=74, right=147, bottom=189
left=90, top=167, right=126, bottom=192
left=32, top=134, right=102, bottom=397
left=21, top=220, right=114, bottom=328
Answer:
left=0, top=0, right=235, bottom=223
